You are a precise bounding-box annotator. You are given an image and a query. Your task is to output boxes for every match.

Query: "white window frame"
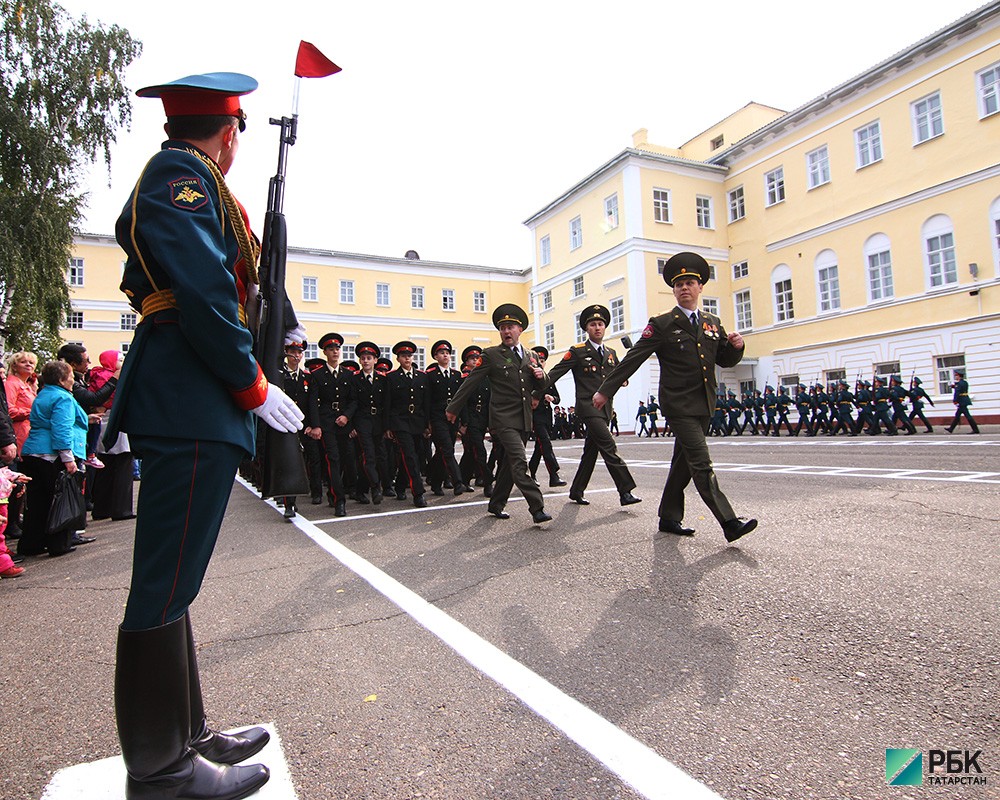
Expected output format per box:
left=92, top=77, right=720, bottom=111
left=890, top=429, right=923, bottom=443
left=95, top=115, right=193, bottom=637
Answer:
left=815, top=249, right=840, bottom=313
left=978, top=62, right=1000, bottom=118
left=923, top=215, right=958, bottom=288
left=728, top=186, right=745, bottom=222
left=67, top=257, right=85, bottom=287
left=542, top=290, right=553, bottom=311
left=653, top=188, right=671, bottom=223
left=610, top=297, right=624, bottom=333
left=544, top=322, right=555, bottom=351
left=732, top=260, right=749, bottom=280
left=66, top=310, right=84, bottom=329
left=339, top=279, right=354, bottom=304
left=572, top=275, right=584, bottom=298
left=734, top=289, right=752, bottom=330
left=695, top=195, right=714, bottom=229
left=864, top=233, right=894, bottom=303
left=376, top=282, right=390, bottom=307
left=764, top=167, right=785, bottom=207
left=442, top=288, right=455, bottom=312
left=806, top=145, right=830, bottom=189
left=936, top=354, right=966, bottom=395
left=304, top=343, right=319, bottom=359
left=912, top=91, right=944, bottom=144
left=411, top=286, right=424, bottom=310
left=604, top=194, right=619, bottom=229
left=569, top=216, right=583, bottom=250
left=855, top=120, right=883, bottom=168
left=701, top=297, right=719, bottom=318
left=540, top=234, right=551, bottom=266
left=302, top=276, right=318, bottom=302
left=771, top=264, right=793, bottom=322
left=473, top=290, right=486, bottom=313
left=414, top=347, right=426, bottom=370
left=990, top=196, right=1000, bottom=276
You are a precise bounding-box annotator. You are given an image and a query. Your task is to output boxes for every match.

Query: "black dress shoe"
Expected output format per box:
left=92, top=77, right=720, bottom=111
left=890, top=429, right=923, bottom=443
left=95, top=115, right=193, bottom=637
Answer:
left=619, top=492, right=642, bottom=506
left=70, top=533, right=96, bottom=545
left=311, top=495, right=323, bottom=505
left=549, top=475, right=567, bottom=487
left=48, top=546, right=76, bottom=556
left=431, top=487, right=445, bottom=496
left=372, top=490, right=383, bottom=505
left=568, top=492, right=589, bottom=505
left=659, top=518, right=694, bottom=536
left=487, top=507, right=510, bottom=519
left=414, top=495, right=428, bottom=508
left=483, top=483, right=493, bottom=498
left=283, top=505, right=296, bottom=520
left=531, top=510, right=553, bottom=523
left=396, top=490, right=407, bottom=501
left=723, top=517, right=758, bottom=543
left=352, top=492, right=370, bottom=505
left=334, top=501, right=347, bottom=517
left=454, top=484, right=470, bottom=496
left=327, top=495, right=336, bottom=508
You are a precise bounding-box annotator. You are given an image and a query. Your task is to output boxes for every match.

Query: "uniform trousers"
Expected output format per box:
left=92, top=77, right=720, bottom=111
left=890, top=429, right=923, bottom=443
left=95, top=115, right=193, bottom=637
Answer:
left=91, top=451, right=135, bottom=520
left=459, top=423, right=490, bottom=486
left=569, top=416, right=635, bottom=496
left=659, top=416, right=735, bottom=526
left=948, top=406, right=979, bottom=432
left=489, top=427, right=544, bottom=514
left=391, top=429, right=426, bottom=497
left=354, top=418, right=390, bottom=494
left=122, top=436, right=244, bottom=631
left=428, top=417, right=462, bottom=489
left=318, top=423, right=347, bottom=503
left=528, top=420, right=559, bottom=477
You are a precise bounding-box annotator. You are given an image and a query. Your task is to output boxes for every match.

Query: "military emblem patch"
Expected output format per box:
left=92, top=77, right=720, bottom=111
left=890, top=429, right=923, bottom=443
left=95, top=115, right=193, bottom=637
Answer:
left=641, top=324, right=654, bottom=339
left=169, top=177, right=208, bottom=210
left=562, top=351, right=573, bottom=361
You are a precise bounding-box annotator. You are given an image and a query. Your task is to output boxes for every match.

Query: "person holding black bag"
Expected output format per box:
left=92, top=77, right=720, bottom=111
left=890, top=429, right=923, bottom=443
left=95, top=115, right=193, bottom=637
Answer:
left=17, top=360, right=88, bottom=557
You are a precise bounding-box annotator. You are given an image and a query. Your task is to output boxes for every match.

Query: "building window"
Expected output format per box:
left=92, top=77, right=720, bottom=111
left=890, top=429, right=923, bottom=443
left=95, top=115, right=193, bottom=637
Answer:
left=653, top=188, right=671, bottom=223
left=825, top=369, right=846, bottom=385
left=414, top=347, right=426, bottom=370
left=67, top=257, right=84, bottom=287
left=411, top=286, right=424, bottom=309
left=991, top=197, right=1000, bottom=272
left=442, top=289, right=455, bottom=311
left=610, top=297, right=624, bottom=333
left=734, top=289, right=752, bottom=330
left=979, top=62, right=1000, bottom=118
left=873, top=361, right=901, bottom=385
left=339, top=280, right=354, bottom=304
left=342, top=344, right=356, bottom=362
left=473, top=291, right=486, bottom=313
left=864, top=233, right=894, bottom=302
left=66, top=311, right=84, bottom=329
left=815, top=250, right=840, bottom=313
left=912, top=91, right=944, bottom=144
left=732, top=260, right=749, bottom=280
left=764, top=167, right=785, bottom=206
left=302, top=276, right=317, bottom=302
left=569, top=216, right=583, bottom=250
left=936, top=354, right=966, bottom=395
left=544, top=322, right=555, bottom=351
left=695, top=195, right=713, bottom=229
left=855, top=120, right=883, bottom=168
left=540, top=234, right=551, bottom=266
left=923, top=215, right=957, bottom=288
left=710, top=134, right=724, bottom=150
left=542, top=290, right=553, bottom=311
left=775, top=279, right=794, bottom=320
left=806, top=145, right=830, bottom=189
left=576, top=318, right=587, bottom=343
left=701, top=297, right=719, bottom=317
left=376, top=282, right=390, bottom=307
left=121, top=342, right=130, bottom=354
left=707, top=263, right=716, bottom=281
left=121, top=312, right=137, bottom=331
left=604, top=194, right=619, bottom=229
left=572, top=275, right=584, bottom=298
left=728, top=186, right=745, bottom=222
left=304, top=343, right=319, bottom=359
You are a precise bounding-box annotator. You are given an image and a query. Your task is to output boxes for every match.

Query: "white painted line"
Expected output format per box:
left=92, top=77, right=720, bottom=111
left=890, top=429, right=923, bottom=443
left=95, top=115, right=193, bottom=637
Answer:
left=237, top=479, right=723, bottom=800
left=628, top=461, right=1000, bottom=484
left=42, top=722, right=295, bottom=799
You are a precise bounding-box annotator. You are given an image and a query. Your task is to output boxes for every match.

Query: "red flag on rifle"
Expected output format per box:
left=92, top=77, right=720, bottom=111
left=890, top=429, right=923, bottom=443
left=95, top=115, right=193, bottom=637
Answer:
left=295, top=41, right=341, bottom=78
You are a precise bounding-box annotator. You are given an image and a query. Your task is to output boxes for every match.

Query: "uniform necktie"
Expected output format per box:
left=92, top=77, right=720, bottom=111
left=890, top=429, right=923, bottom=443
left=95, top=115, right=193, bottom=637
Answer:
left=690, top=312, right=698, bottom=328
left=597, top=346, right=604, bottom=360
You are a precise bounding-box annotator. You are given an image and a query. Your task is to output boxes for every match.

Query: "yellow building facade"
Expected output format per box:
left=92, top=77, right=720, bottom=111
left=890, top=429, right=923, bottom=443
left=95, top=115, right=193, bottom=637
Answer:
left=524, top=4, right=1000, bottom=425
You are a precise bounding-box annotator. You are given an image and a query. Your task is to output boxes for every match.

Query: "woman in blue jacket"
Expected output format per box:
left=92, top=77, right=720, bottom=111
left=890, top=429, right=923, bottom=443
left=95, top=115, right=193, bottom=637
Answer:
left=18, top=361, right=87, bottom=557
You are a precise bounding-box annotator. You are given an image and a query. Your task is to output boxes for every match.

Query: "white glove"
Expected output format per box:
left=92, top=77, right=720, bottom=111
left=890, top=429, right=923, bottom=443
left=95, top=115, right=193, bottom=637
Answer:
left=252, top=383, right=305, bottom=433
left=284, top=324, right=307, bottom=347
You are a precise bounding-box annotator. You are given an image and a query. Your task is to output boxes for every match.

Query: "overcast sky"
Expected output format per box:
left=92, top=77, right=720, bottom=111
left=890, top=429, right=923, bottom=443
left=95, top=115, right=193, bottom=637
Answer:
left=58, top=0, right=982, bottom=268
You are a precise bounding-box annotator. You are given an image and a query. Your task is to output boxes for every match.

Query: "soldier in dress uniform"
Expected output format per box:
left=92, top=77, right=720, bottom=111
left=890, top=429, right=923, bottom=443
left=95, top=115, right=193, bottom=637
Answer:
left=635, top=400, right=649, bottom=437
left=810, top=383, right=832, bottom=435
left=311, top=333, right=358, bottom=514
left=725, top=391, right=742, bottom=435
left=543, top=305, right=640, bottom=507
left=351, top=341, right=391, bottom=504
left=762, top=385, right=778, bottom=436
left=527, top=346, right=566, bottom=487
left=279, top=341, right=323, bottom=517
left=447, top=305, right=551, bottom=523
left=425, top=340, right=471, bottom=496
left=871, top=376, right=897, bottom=435
left=775, top=385, right=794, bottom=435
left=741, top=392, right=756, bottom=435
left=791, top=383, right=812, bottom=436
left=908, top=376, right=935, bottom=433
left=830, top=379, right=857, bottom=436
left=646, top=397, right=662, bottom=437
left=946, top=369, right=980, bottom=433
left=594, top=252, right=756, bottom=543
left=341, top=359, right=360, bottom=374
left=853, top=379, right=875, bottom=434
left=385, top=341, right=431, bottom=506
left=889, top=374, right=917, bottom=435
left=752, top=388, right=766, bottom=435
left=710, top=393, right=728, bottom=436
left=107, top=72, right=305, bottom=800
left=457, top=345, right=492, bottom=492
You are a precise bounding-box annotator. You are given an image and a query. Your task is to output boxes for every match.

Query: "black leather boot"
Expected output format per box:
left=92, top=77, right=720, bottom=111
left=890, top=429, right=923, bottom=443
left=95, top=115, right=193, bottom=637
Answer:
left=185, top=615, right=270, bottom=766
left=115, top=617, right=269, bottom=800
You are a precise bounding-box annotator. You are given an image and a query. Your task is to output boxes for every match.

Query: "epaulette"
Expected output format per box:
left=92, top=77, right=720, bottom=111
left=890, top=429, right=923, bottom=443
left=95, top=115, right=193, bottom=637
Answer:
left=424, top=364, right=439, bottom=373
left=572, top=343, right=586, bottom=349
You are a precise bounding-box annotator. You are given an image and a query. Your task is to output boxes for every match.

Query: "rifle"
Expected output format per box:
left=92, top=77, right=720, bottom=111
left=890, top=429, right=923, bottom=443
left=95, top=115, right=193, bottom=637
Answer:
left=252, top=113, right=310, bottom=498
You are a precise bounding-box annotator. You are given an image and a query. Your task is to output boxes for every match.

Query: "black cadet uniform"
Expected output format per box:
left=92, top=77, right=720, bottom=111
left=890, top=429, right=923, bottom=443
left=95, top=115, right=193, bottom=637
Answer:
left=385, top=341, right=431, bottom=505
left=311, top=332, right=358, bottom=514
left=527, top=346, right=565, bottom=487
left=352, top=341, right=392, bottom=503
left=425, top=340, right=470, bottom=496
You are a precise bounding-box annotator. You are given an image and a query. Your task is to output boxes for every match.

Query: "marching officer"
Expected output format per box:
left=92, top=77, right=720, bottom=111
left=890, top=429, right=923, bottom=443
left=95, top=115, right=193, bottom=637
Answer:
left=311, top=332, right=358, bottom=514
left=908, top=376, right=935, bottom=433
left=775, top=385, right=794, bottom=435
left=810, top=383, right=833, bottom=435
left=725, top=390, right=742, bottom=435
left=946, top=369, right=980, bottom=433
left=280, top=341, right=323, bottom=517
left=385, top=341, right=431, bottom=506
left=351, top=341, right=391, bottom=504
left=792, top=383, right=813, bottom=436
left=889, top=374, right=917, bottom=435
left=763, top=385, right=778, bottom=436
left=830, top=379, right=857, bottom=436
left=646, top=396, right=662, bottom=437
left=871, top=376, right=897, bottom=435
left=543, top=304, right=640, bottom=507
left=527, top=346, right=566, bottom=487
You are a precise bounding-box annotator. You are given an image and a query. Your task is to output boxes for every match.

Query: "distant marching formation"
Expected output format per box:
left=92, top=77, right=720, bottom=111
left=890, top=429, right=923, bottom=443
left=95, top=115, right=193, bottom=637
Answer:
left=707, top=371, right=980, bottom=437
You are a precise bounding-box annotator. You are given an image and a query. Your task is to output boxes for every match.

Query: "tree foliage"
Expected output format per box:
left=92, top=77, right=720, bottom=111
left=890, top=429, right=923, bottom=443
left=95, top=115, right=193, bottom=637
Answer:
left=0, top=0, right=141, bottom=358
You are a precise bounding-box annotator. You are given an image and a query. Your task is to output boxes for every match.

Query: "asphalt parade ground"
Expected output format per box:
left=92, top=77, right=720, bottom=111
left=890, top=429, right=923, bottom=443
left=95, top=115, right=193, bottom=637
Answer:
left=3, top=431, right=998, bottom=800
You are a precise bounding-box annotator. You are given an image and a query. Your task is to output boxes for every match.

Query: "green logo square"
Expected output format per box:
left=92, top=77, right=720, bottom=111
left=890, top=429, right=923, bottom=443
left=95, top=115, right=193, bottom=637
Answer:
left=886, top=748, right=922, bottom=786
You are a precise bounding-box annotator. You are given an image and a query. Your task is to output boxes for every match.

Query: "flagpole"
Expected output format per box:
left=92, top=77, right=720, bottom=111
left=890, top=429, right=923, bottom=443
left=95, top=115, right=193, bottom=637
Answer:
left=291, top=75, right=301, bottom=118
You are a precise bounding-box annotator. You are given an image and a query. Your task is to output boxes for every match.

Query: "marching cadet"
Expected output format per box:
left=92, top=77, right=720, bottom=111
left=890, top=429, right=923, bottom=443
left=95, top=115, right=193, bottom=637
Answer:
left=854, top=379, right=876, bottom=435
left=375, top=356, right=393, bottom=376
left=457, top=345, right=492, bottom=492
left=446, top=304, right=551, bottom=523
left=741, top=392, right=756, bottom=435
left=542, top=304, right=641, bottom=507
left=527, top=346, right=566, bottom=487
left=810, top=383, right=833, bottom=435
left=889, top=374, right=917, bottom=435
left=775, top=385, right=795, bottom=435
left=946, top=369, right=980, bottom=434
left=351, top=341, right=391, bottom=504
left=312, top=333, right=358, bottom=514
left=635, top=400, right=649, bottom=437
left=908, top=376, right=935, bottom=433
left=752, top=388, right=766, bottom=435
left=792, top=383, right=813, bottom=436
left=870, top=376, right=897, bottom=435
left=425, top=340, right=471, bottom=496
left=725, top=390, right=742, bottom=435
left=763, top=385, right=778, bottom=436
left=385, top=341, right=431, bottom=506
left=710, top=393, right=728, bottom=436
left=646, top=397, right=662, bottom=437
left=830, top=379, right=857, bottom=436
left=280, top=341, right=323, bottom=517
